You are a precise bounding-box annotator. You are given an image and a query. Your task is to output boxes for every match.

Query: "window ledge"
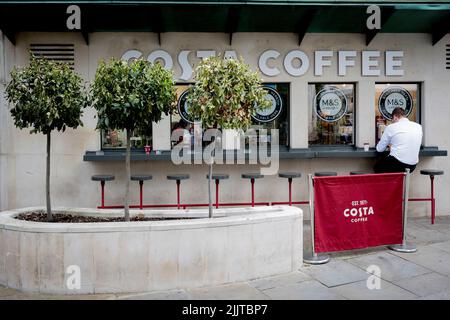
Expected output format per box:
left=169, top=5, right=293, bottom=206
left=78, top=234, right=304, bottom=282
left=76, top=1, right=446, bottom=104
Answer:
left=83, top=146, right=447, bottom=161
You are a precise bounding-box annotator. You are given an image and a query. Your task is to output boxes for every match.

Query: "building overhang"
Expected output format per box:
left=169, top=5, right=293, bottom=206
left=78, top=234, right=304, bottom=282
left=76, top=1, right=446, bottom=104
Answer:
left=1, top=1, right=450, bottom=46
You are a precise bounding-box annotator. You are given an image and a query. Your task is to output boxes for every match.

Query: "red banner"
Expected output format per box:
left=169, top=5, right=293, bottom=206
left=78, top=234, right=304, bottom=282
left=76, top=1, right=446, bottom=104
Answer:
left=314, top=173, right=404, bottom=253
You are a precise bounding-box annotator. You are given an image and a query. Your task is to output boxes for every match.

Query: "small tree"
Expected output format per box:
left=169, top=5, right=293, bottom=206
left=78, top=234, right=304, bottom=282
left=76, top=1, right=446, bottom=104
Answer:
left=187, top=56, right=271, bottom=217
left=6, top=56, right=87, bottom=221
left=91, top=58, right=176, bottom=221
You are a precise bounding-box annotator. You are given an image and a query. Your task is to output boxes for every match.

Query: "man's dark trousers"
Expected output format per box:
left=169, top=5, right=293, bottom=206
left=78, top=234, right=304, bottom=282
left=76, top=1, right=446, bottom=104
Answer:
left=374, top=154, right=416, bottom=173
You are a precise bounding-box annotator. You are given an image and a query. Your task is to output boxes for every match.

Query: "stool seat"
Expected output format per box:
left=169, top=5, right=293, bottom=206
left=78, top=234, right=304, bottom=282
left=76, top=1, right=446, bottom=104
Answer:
left=279, top=172, right=301, bottom=179
left=314, top=172, right=337, bottom=177
left=91, top=174, right=115, bottom=181
left=420, top=169, right=444, bottom=176
left=242, top=173, right=264, bottom=179
left=350, top=171, right=371, bottom=175
left=167, top=174, right=190, bottom=180
left=131, top=174, right=152, bottom=181
left=207, top=173, right=229, bottom=180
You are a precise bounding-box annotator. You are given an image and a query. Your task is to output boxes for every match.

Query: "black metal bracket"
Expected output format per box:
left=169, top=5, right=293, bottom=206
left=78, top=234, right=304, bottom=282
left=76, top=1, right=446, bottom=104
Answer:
left=296, top=8, right=318, bottom=46
left=150, top=6, right=164, bottom=46
left=2, top=29, right=16, bottom=45
left=365, top=7, right=395, bottom=46
left=431, top=11, right=450, bottom=46
left=226, top=6, right=241, bottom=46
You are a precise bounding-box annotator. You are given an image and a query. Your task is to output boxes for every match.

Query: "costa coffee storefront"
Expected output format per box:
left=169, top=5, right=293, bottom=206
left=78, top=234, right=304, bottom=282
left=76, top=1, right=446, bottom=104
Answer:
left=0, top=1, right=448, bottom=217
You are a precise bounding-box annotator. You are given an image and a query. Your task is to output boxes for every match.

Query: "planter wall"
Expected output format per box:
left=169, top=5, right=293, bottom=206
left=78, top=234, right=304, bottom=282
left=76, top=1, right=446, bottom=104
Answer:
left=0, top=206, right=302, bottom=294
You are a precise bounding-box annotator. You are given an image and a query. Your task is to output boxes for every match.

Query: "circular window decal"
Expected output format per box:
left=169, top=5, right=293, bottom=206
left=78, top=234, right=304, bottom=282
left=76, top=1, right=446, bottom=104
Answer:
left=314, top=86, right=348, bottom=122
left=177, top=89, right=195, bottom=124
left=378, top=86, right=413, bottom=120
left=252, top=87, right=283, bottom=123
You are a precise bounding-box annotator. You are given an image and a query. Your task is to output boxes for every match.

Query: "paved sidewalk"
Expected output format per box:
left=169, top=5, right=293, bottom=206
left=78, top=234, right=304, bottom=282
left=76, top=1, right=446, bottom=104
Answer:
left=1, top=217, right=450, bottom=300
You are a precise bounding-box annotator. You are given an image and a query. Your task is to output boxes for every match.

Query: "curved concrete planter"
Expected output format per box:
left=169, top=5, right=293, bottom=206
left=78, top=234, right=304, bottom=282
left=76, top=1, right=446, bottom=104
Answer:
left=0, top=206, right=302, bottom=294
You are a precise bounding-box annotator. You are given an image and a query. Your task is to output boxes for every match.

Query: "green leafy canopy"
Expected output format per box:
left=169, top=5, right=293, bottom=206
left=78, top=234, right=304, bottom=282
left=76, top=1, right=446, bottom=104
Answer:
left=6, top=55, right=87, bottom=134
left=187, top=56, right=271, bottom=130
left=90, top=58, right=177, bottom=135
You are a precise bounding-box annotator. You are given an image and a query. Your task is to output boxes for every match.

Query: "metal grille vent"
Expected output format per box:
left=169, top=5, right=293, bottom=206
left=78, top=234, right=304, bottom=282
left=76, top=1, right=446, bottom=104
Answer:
left=29, top=44, right=75, bottom=69
left=447, top=44, right=450, bottom=70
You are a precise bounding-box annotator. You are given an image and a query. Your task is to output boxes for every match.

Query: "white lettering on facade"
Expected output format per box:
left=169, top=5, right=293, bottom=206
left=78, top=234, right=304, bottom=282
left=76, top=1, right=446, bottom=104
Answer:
left=224, top=50, right=238, bottom=60
left=362, top=51, right=381, bottom=76
left=338, top=51, right=357, bottom=76
left=385, top=51, right=404, bottom=76
left=148, top=50, right=173, bottom=70
left=196, top=50, right=216, bottom=59
left=259, top=50, right=281, bottom=76
left=283, top=50, right=309, bottom=76
left=178, top=50, right=192, bottom=80
left=314, top=51, right=333, bottom=76
left=121, top=49, right=143, bottom=62
left=121, top=49, right=405, bottom=80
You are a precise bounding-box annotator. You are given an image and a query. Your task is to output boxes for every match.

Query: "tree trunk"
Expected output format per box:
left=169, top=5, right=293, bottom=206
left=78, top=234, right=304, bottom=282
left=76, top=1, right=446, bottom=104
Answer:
left=46, top=132, right=53, bottom=222
left=208, top=161, right=213, bottom=218
left=208, top=138, right=217, bottom=218
left=124, top=128, right=131, bottom=221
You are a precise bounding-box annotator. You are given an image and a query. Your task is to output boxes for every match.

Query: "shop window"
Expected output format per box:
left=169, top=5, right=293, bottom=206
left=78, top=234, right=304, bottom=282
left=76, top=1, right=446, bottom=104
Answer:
left=308, top=83, right=355, bottom=146
left=101, top=127, right=152, bottom=150
left=170, top=83, right=290, bottom=148
left=171, top=84, right=195, bottom=148
left=251, top=83, right=289, bottom=147
left=375, top=83, right=420, bottom=143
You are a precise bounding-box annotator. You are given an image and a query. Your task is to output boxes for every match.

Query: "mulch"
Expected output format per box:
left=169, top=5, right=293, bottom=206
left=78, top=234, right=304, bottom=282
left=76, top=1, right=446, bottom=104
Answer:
left=16, top=211, right=196, bottom=223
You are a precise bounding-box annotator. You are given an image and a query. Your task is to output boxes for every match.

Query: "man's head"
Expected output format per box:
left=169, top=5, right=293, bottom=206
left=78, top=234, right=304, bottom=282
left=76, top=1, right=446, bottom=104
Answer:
left=391, top=107, right=405, bottom=123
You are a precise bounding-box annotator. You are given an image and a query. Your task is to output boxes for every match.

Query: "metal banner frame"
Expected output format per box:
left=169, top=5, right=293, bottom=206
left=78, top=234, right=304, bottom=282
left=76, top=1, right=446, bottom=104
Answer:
left=389, top=168, right=417, bottom=253
left=304, top=169, right=417, bottom=265
left=303, top=173, right=330, bottom=264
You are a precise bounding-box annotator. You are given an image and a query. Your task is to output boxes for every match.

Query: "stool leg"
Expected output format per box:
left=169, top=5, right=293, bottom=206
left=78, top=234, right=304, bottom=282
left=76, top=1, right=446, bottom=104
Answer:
left=251, top=178, right=255, bottom=207
left=431, top=176, right=435, bottom=225
left=176, top=180, right=181, bottom=210
left=288, top=178, right=293, bottom=206
left=139, top=180, right=144, bottom=210
left=215, top=179, right=219, bottom=209
left=100, top=181, right=105, bottom=208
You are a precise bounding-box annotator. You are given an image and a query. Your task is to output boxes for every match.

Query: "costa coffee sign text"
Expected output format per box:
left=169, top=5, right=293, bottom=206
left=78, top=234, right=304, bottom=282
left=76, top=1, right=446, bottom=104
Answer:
left=122, top=49, right=404, bottom=80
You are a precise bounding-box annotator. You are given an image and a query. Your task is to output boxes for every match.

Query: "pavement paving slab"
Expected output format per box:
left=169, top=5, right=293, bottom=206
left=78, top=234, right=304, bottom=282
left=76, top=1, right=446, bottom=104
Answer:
left=346, top=251, right=432, bottom=282
left=329, top=279, right=418, bottom=300
left=405, top=223, right=450, bottom=245
left=392, top=272, right=450, bottom=297
left=389, top=244, right=450, bottom=276
left=301, top=260, right=369, bottom=288
left=115, top=290, right=190, bottom=300
left=417, top=290, right=450, bottom=300
left=428, top=240, right=450, bottom=253
left=261, top=280, right=346, bottom=300
left=186, top=283, right=270, bottom=300
left=248, top=271, right=311, bottom=291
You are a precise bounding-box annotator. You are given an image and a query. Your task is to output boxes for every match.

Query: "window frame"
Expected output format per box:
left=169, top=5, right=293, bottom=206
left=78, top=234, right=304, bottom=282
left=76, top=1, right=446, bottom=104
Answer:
left=374, top=81, right=422, bottom=124
left=307, top=82, right=357, bottom=147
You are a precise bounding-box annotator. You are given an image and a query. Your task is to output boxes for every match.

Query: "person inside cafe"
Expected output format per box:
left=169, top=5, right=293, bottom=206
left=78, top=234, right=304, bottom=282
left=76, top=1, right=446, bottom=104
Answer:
left=374, top=107, right=423, bottom=173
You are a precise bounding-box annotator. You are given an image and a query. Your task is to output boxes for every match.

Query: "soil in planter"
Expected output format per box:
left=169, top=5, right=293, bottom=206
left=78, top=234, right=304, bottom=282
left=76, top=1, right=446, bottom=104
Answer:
left=16, top=211, right=197, bottom=223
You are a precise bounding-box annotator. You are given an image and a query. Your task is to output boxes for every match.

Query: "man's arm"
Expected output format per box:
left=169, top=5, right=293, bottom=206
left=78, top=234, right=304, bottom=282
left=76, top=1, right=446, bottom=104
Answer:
left=376, top=126, right=391, bottom=152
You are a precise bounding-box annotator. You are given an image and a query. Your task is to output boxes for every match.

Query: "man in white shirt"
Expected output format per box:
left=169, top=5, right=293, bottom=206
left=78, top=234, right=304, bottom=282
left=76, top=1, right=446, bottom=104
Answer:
left=374, top=107, right=423, bottom=173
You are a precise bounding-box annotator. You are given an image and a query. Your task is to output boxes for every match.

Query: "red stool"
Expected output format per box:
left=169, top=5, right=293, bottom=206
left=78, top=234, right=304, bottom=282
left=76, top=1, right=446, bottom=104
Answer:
left=206, top=173, right=229, bottom=209
left=167, top=174, right=190, bottom=209
left=91, top=175, right=115, bottom=208
left=278, top=172, right=302, bottom=206
left=420, top=169, right=444, bottom=224
left=241, top=173, right=264, bottom=207
left=131, top=174, right=152, bottom=210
